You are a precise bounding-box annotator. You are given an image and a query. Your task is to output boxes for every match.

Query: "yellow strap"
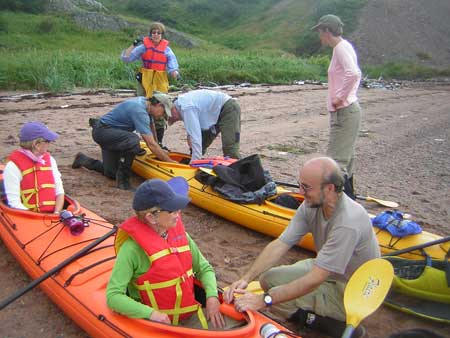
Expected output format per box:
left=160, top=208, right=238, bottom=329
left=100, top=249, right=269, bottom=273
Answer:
left=21, top=165, right=52, bottom=176
left=197, top=306, right=208, bottom=329
left=137, top=268, right=206, bottom=327
left=148, top=244, right=190, bottom=263
left=135, top=269, right=193, bottom=291
left=41, top=200, right=56, bottom=206
left=171, top=278, right=183, bottom=325
left=21, top=167, right=36, bottom=176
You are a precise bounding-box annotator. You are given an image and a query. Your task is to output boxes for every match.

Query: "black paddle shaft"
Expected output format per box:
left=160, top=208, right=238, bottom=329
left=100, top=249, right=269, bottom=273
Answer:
left=383, top=235, right=450, bottom=257
left=0, top=227, right=117, bottom=311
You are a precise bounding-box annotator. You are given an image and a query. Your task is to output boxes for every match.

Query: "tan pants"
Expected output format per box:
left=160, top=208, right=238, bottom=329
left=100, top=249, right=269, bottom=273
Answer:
left=260, top=259, right=347, bottom=321
left=326, top=102, right=361, bottom=176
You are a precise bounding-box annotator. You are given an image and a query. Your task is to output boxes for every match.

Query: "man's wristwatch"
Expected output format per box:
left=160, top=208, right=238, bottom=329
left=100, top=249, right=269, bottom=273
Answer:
left=263, top=292, right=273, bottom=307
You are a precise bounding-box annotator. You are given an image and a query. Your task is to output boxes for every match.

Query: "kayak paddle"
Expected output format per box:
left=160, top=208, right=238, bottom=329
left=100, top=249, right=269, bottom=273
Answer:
left=355, top=195, right=399, bottom=208
left=0, top=226, right=117, bottom=311
left=382, top=235, right=450, bottom=257
left=342, top=258, right=394, bottom=338
left=274, top=181, right=399, bottom=208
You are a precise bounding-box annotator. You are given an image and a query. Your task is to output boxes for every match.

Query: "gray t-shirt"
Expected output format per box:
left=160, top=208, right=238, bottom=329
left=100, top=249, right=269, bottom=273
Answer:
left=280, top=194, right=380, bottom=281
left=100, top=97, right=152, bottom=135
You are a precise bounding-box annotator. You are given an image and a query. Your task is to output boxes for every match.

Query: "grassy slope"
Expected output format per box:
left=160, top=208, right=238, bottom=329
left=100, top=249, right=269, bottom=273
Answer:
left=0, top=11, right=328, bottom=91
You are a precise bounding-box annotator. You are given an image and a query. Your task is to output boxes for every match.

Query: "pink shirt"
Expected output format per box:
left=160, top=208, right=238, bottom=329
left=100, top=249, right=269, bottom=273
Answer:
left=327, top=39, right=361, bottom=112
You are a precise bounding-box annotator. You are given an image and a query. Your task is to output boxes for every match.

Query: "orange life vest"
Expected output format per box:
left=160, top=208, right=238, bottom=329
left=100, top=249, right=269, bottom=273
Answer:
left=118, top=216, right=207, bottom=327
left=190, top=156, right=238, bottom=168
left=141, top=36, right=169, bottom=71
left=8, top=150, right=57, bottom=213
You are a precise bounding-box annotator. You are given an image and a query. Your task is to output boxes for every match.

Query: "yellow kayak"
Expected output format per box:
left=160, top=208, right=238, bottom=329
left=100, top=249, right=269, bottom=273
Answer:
left=132, top=148, right=448, bottom=260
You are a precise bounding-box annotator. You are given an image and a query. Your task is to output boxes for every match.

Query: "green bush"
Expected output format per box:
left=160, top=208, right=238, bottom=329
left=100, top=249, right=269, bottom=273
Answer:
left=0, top=0, right=47, bottom=13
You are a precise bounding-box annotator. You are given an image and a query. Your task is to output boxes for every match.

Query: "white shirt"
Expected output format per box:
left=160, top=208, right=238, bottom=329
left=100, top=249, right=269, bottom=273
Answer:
left=3, top=156, right=64, bottom=210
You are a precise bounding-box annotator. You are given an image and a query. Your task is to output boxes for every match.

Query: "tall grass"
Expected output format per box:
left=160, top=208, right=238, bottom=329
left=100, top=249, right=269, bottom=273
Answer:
left=0, top=48, right=328, bottom=92
left=0, top=11, right=448, bottom=93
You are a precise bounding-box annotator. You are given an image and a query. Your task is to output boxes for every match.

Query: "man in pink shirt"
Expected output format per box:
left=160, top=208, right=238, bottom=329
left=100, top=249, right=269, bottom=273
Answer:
left=312, top=15, right=362, bottom=199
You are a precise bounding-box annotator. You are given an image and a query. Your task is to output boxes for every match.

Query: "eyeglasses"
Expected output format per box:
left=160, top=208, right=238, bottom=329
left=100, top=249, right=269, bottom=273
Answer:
left=151, top=31, right=162, bottom=35
left=298, top=182, right=313, bottom=192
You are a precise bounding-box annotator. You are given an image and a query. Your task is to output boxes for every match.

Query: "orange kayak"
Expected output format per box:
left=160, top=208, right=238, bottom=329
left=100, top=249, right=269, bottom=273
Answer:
left=132, top=149, right=448, bottom=260
left=0, top=168, right=295, bottom=337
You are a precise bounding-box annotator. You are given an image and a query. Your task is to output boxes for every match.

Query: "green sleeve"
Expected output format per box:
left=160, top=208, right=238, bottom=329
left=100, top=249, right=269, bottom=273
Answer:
left=187, top=233, right=219, bottom=299
left=106, top=239, right=154, bottom=318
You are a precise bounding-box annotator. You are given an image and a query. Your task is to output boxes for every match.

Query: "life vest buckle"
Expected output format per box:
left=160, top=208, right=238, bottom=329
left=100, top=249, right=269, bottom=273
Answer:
left=169, top=247, right=179, bottom=254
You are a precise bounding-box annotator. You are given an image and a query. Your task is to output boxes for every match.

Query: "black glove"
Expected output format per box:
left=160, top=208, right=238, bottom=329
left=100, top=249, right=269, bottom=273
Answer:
left=133, top=36, right=143, bottom=46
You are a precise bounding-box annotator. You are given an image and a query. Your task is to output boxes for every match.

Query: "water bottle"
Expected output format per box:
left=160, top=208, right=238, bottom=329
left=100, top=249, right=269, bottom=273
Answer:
left=260, top=323, right=288, bottom=338
left=60, top=210, right=85, bottom=236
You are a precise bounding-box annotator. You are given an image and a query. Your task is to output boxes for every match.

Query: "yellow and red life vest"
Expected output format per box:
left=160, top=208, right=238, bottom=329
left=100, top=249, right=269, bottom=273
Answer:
left=117, top=216, right=207, bottom=328
left=8, top=150, right=56, bottom=213
left=141, top=36, right=169, bottom=71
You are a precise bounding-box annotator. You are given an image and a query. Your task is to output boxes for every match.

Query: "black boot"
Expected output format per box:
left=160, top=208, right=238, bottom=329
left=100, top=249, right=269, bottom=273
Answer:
left=344, top=174, right=356, bottom=200
left=116, top=154, right=136, bottom=191
left=116, top=168, right=133, bottom=191
left=72, top=152, right=104, bottom=173
left=289, top=309, right=342, bottom=337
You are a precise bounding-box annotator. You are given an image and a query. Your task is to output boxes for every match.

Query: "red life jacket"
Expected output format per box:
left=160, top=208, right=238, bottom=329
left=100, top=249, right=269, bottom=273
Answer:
left=190, top=156, right=238, bottom=168
left=8, top=150, right=57, bottom=213
left=118, top=216, right=207, bottom=327
left=141, top=36, right=169, bottom=71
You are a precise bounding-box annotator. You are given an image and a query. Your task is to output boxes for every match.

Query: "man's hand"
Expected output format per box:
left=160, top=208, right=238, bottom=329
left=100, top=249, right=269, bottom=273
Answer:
left=233, top=290, right=265, bottom=312
left=205, top=297, right=225, bottom=328
left=223, top=279, right=248, bottom=304
left=150, top=310, right=171, bottom=324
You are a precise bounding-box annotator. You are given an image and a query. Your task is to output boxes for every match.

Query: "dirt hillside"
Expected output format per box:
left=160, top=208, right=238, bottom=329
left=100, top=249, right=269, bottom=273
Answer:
left=350, top=0, right=450, bottom=67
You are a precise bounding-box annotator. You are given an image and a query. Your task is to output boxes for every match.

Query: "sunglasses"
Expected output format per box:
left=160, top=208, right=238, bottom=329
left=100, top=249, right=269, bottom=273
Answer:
left=152, top=209, right=178, bottom=215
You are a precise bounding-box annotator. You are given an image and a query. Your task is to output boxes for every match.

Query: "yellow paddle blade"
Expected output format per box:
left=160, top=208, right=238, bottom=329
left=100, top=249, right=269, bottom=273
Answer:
left=366, top=196, right=399, bottom=208
left=223, top=281, right=264, bottom=298
left=344, top=258, right=394, bottom=327
left=356, top=195, right=399, bottom=208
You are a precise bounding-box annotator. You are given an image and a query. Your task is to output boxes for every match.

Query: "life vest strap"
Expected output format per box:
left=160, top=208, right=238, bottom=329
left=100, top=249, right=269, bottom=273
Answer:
left=21, top=165, right=52, bottom=176
left=135, top=268, right=193, bottom=291
left=148, top=244, right=190, bottom=263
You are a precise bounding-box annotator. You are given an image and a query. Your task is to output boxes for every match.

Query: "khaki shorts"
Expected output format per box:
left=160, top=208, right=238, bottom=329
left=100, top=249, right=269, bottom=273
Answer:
left=260, top=258, right=346, bottom=321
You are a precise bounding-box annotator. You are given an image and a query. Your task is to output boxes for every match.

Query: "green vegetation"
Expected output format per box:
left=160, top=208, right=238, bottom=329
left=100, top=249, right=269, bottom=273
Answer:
left=0, top=11, right=328, bottom=92
left=365, top=62, right=450, bottom=81
left=1, top=3, right=448, bottom=92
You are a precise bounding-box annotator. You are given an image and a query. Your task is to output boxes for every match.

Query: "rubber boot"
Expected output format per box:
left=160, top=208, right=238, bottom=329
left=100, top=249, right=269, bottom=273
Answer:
left=344, top=174, right=356, bottom=200
left=116, top=154, right=135, bottom=191
left=72, top=152, right=104, bottom=174
left=289, top=308, right=367, bottom=338
left=116, top=168, right=133, bottom=191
